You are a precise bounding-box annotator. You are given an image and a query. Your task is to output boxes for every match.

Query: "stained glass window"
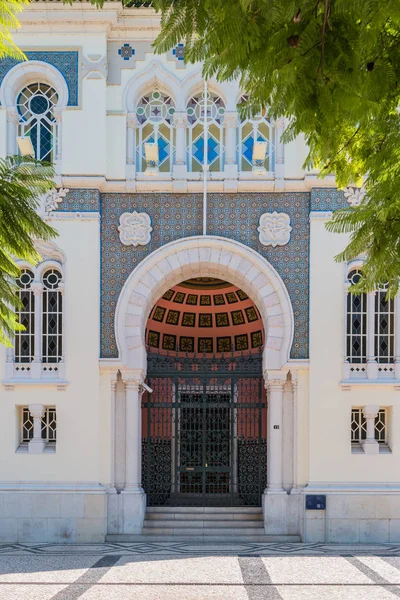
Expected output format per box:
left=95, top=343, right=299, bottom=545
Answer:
left=374, top=283, right=395, bottom=363
left=186, top=92, right=225, bottom=172
left=42, top=269, right=63, bottom=363
left=237, top=96, right=274, bottom=172
left=346, top=269, right=367, bottom=363
left=135, top=91, right=175, bottom=173
left=17, top=83, right=58, bottom=162
left=15, top=269, right=35, bottom=363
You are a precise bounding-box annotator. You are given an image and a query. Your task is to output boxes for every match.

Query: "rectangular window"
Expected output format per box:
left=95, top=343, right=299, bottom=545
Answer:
left=375, top=290, right=395, bottom=363
left=21, top=407, right=57, bottom=444
left=351, top=407, right=387, bottom=445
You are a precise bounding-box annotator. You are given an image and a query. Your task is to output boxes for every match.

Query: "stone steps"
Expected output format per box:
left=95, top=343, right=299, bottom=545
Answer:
left=105, top=506, right=301, bottom=543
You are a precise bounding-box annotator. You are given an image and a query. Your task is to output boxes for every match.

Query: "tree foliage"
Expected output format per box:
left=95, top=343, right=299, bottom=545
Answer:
left=0, top=0, right=28, bottom=60
left=0, top=157, right=56, bottom=346
left=150, top=0, right=400, bottom=295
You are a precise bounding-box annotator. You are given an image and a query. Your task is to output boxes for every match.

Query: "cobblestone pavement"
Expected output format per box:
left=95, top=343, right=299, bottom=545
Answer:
left=1, top=543, right=400, bottom=599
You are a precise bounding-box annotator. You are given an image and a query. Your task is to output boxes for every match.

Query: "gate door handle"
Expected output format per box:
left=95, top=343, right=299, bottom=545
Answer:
left=205, top=463, right=208, bottom=468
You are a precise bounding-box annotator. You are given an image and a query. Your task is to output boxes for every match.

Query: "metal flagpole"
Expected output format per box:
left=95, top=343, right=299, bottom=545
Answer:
left=202, top=78, right=208, bottom=235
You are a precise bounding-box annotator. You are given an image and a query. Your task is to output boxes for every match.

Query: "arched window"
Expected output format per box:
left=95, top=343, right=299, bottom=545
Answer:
left=375, top=283, right=395, bottom=363
left=237, top=96, right=274, bottom=172
left=42, top=269, right=63, bottom=363
left=15, top=269, right=35, bottom=363
left=186, top=92, right=225, bottom=172
left=136, top=91, right=175, bottom=173
left=17, top=83, right=58, bottom=162
left=346, top=269, right=367, bottom=363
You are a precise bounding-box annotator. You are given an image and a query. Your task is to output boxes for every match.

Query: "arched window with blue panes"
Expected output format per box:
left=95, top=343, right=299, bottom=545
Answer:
left=17, top=83, right=58, bottom=162
left=186, top=92, right=225, bottom=172
left=135, top=91, right=175, bottom=173
left=237, top=96, right=275, bottom=172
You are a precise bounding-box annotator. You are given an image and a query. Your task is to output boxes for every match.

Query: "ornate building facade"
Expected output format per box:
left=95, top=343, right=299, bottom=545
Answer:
left=0, top=1, right=399, bottom=544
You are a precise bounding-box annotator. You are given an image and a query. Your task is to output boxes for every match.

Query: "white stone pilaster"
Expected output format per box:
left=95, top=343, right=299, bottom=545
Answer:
left=172, top=112, right=188, bottom=188
left=274, top=117, right=286, bottom=189
left=7, top=108, right=18, bottom=156
left=265, top=371, right=287, bottom=494
left=224, top=112, right=238, bottom=165
left=126, top=113, right=139, bottom=180
left=31, top=283, right=43, bottom=379
left=120, top=370, right=146, bottom=534
left=367, top=291, right=378, bottom=379
left=28, top=404, right=45, bottom=454
left=291, top=373, right=300, bottom=493
left=110, top=376, right=118, bottom=488
left=362, top=405, right=379, bottom=454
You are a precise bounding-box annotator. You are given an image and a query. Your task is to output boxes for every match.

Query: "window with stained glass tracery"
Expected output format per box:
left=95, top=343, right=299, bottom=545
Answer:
left=237, top=96, right=274, bottom=172
left=17, top=83, right=58, bottom=162
left=186, top=92, right=225, bottom=172
left=135, top=91, right=175, bottom=173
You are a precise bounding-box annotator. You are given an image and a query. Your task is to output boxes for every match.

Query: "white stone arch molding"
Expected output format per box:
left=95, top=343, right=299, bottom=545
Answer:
left=123, top=60, right=182, bottom=112
left=115, top=236, right=294, bottom=373
left=0, top=61, right=69, bottom=158
left=0, top=60, right=69, bottom=110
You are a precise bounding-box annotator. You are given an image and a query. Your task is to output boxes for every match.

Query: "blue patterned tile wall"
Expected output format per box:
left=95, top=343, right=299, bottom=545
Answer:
left=100, top=193, right=310, bottom=360
left=58, top=189, right=100, bottom=212
left=0, top=51, right=79, bottom=106
left=311, top=188, right=347, bottom=211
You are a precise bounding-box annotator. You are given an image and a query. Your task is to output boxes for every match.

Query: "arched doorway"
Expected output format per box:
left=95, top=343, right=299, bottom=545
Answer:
left=142, top=278, right=267, bottom=507
left=112, top=236, right=294, bottom=534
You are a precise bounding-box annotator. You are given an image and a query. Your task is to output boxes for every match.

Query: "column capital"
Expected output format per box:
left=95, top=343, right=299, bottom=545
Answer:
left=363, top=404, right=379, bottom=420
left=173, top=111, right=188, bottom=128
left=367, top=290, right=377, bottom=297
left=264, top=370, right=287, bottom=390
left=54, top=108, right=63, bottom=123
left=121, top=369, right=146, bottom=391
left=6, top=107, right=19, bottom=125
left=31, top=283, right=43, bottom=296
left=28, top=403, right=45, bottom=420
left=127, top=112, right=140, bottom=129
left=223, top=111, right=239, bottom=128
left=275, top=117, right=287, bottom=129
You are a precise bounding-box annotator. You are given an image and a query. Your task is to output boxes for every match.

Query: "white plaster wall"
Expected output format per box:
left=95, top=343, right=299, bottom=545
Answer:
left=309, top=216, right=400, bottom=484
left=0, top=217, right=101, bottom=483
left=106, top=115, right=126, bottom=180
left=0, top=110, right=7, bottom=159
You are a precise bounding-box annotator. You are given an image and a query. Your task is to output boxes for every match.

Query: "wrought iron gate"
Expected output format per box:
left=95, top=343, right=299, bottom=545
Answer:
left=142, top=350, right=267, bottom=507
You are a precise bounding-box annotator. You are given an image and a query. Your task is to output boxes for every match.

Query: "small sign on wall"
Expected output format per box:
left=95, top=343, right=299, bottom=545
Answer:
left=305, top=495, right=326, bottom=510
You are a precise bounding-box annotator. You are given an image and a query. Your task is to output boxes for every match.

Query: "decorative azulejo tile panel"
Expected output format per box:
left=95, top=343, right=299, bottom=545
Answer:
left=0, top=51, right=79, bottom=106
left=100, top=192, right=310, bottom=360
left=311, top=188, right=348, bottom=211
left=101, top=193, right=203, bottom=357
left=207, top=193, right=310, bottom=359
left=58, top=189, right=100, bottom=212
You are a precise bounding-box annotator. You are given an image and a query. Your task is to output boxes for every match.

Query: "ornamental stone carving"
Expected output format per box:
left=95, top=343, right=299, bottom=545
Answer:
left=118, top=211, right=153, bottom=247
left=257, top=212, right=292, bottom=247
left=41, top=188, right=70, bottom=218
left=344, top=185, right=367, bottom=207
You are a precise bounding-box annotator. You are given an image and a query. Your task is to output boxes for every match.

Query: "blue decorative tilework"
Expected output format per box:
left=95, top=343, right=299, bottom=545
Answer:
left=173, top=44, right=185, bottom=61
left=311, top=188, right=348, bottom=211
left=58, top=189, right=100, bottom=212
left=0, top=51, right=79, bottom=107
left=101, top=193, right=310, bottom=360
left=118, top=44, right=135, bottom=61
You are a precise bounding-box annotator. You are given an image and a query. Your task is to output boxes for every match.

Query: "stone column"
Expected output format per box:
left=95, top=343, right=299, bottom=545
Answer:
left=126, top=113, right=139, bottom=180
left=28, top=404, right=45, bottom=454
left=223, top=111, right=238, bottom=189
left=172, top=112, right=188, bottom=188
left=7, top=108, right=19, bottom=156
left=366, top=291, right=378, bottom=379
left=54, top=109, right=63, bottom=173
left=31, top=282, right=43, bottom=379
left=265, top=373, right=286, bottom=493
left=274, top=117, right=286, bottom=190
left=120, top=370, right=146, bottom=534
left=362, top=405, right=379, bottom=454
left=291, top=373, right=300, bottom=493
left=394, top=295, right=400, bottom=379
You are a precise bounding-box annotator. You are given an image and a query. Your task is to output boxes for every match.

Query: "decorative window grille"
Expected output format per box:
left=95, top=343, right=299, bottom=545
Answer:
left=21, top=407, right=57, bottom=443
left=15, top=269, right=35, bottom=363
left=17, top=83, right=58, bottom=162
left=351, top=408, right=387, bottom=444
left=135, top=91, right=175, bottom=173
left=42, top=269, right=63, bottom=363
left=375, top=283, right=395, bottom=363
left=346, top=269, right=367, bottom=363
left=237, top=96, right=274, bottom=172
left=186, top=92, right=225, bottom=172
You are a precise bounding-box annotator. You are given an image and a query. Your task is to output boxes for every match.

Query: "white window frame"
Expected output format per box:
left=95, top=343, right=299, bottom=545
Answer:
left=18, top=405, right=57, bottom=453
left=5, top=260, right=66, bottom=387
left=343, top=263, right=400, bottom=384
